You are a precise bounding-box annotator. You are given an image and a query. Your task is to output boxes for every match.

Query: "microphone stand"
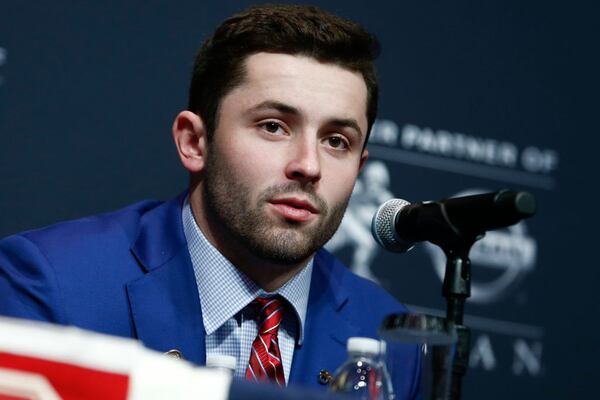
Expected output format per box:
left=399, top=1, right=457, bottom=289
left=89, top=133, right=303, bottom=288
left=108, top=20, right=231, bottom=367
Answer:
left=441, top=239, right=476, bottom=400
left=424, top=202, right=482, bottom=400
left=375, top=190, right=536, bottom=400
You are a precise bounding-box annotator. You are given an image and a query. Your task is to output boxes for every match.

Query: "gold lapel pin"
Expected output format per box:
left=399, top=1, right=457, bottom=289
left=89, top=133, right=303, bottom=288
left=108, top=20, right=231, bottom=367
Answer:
left=318, top=370, right=333, bottom=385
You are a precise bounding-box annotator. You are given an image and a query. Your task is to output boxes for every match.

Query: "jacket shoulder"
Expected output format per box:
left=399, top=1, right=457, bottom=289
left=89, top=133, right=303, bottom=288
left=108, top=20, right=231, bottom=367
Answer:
left=0, top=199, right=164, bottom=324
left=15, top=199, right=162, bottom=247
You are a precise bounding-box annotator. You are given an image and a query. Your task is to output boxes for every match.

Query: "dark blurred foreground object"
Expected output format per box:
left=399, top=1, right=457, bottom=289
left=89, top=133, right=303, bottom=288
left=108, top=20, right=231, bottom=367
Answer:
left=380, top=313, right=457, bottom=400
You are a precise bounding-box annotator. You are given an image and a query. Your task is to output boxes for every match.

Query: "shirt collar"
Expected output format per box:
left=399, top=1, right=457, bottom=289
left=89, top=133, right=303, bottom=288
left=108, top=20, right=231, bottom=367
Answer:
left=182, top=197, right=312, bottom=344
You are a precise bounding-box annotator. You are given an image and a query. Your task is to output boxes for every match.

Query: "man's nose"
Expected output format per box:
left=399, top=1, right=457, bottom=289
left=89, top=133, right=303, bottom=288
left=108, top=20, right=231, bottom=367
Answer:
left=285, top=137, right=322, bottom=185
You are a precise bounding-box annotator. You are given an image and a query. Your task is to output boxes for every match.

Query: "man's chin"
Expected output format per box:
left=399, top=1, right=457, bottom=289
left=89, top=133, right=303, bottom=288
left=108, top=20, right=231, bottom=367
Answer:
left=245, top=230, right=320, bottom=265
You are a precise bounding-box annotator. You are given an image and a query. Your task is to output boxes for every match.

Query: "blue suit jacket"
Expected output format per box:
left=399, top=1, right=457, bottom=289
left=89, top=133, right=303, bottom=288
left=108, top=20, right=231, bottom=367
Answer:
left=0, top=193, right=420, bottom=398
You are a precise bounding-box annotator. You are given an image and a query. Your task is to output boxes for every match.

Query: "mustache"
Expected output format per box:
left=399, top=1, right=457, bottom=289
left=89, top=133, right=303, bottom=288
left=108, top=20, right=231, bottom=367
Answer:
left=259, top=182, right=328, bottom=214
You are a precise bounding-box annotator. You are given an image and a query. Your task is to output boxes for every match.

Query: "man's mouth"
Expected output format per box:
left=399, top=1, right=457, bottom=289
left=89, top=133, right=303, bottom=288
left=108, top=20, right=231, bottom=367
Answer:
left=268, top=197, right=319, bottom=222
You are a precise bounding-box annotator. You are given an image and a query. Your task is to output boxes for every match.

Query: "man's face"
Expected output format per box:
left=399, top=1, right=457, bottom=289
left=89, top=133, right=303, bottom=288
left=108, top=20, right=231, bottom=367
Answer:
left=201, top=52, right=369, bottom=266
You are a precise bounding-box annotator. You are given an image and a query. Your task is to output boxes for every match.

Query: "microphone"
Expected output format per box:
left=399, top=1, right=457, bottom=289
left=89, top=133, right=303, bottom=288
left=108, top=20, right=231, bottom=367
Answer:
left=371, top=190, right=537, bottom=252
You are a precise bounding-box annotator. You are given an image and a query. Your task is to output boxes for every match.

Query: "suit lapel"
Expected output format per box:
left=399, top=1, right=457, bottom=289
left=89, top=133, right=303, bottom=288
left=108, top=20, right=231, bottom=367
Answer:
left=289, top=251, right=360, bottom=388
left=126, top=193, right=206, bottom=365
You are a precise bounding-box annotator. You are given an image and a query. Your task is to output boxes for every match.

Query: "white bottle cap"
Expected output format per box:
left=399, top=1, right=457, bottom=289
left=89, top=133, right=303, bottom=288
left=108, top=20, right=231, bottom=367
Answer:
left=347, top=337, right=381, bottom=355
left=206, top=354, right=237, bottom=371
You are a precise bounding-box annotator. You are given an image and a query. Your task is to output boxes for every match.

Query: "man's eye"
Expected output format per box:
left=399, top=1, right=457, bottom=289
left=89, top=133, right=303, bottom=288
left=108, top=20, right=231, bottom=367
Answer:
left=262, top=121, right=283, bottom=134
left=327, top=136, right=348, bottom=149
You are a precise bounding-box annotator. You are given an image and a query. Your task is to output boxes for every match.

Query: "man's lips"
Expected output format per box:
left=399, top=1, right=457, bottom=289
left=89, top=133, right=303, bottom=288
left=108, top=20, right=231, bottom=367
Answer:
left=270, top=197, right=319, bottom=213
left=268, top=197, right=319, bottom=222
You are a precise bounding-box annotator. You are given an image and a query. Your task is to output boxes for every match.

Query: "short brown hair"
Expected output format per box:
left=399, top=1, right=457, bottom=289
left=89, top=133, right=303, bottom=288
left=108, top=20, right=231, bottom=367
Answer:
left=188, top=4, right=380, bottom=142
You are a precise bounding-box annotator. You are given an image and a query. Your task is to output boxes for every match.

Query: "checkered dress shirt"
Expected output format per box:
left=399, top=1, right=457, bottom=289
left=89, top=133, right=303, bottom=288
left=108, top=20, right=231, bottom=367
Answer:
left=182, top=197, right=313, bottom=383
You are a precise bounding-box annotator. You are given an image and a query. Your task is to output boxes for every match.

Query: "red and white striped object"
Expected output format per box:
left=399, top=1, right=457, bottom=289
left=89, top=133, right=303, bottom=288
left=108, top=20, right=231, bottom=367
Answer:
left=0, top=317, right=231, bottom=400
left=245, top=297, right=285, bottom=386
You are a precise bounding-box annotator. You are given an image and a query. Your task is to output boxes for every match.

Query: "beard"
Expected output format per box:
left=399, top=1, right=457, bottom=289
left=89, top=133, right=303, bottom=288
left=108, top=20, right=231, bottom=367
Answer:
left=202, top=151, right=349, bottom=265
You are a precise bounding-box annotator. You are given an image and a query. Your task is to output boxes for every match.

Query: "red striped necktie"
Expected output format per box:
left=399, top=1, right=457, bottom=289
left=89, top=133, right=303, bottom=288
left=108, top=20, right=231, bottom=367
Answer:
left=245, top=296, right=286, bottom=386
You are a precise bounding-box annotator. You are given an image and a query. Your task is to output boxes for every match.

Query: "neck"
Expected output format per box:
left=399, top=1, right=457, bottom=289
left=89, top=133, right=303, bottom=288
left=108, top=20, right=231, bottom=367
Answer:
left=235, top=261, right=307, bottom=293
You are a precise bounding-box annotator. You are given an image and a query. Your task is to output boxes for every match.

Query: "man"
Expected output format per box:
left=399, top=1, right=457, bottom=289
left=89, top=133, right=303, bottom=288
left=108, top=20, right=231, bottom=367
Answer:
left=0, top=4, right=420, bottom=397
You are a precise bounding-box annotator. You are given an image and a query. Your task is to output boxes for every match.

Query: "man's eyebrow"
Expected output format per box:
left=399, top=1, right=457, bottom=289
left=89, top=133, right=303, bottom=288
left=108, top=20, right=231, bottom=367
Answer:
left=248, top=100, right=300, bottom=116
left=329, top=118, right=364, bottom=139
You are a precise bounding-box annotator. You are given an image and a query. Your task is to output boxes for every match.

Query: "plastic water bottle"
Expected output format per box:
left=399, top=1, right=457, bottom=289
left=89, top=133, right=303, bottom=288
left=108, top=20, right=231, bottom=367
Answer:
left=330, top=337, right=394, bottom=400
left=378, top=341, right=395, bottom=400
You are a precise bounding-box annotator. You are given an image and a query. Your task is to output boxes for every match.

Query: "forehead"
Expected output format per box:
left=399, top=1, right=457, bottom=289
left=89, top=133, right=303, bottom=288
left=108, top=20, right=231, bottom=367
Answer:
left=223, top=52, right=369, bottom=133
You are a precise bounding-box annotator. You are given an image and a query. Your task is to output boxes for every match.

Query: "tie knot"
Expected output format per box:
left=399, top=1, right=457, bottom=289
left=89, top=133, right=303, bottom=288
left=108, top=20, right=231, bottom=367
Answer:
left=252, top=296, right=285, bottom=335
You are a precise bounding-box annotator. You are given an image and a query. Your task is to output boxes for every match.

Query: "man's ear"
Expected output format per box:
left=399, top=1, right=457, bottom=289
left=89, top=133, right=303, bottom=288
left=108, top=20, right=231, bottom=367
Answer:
left=172, top=111, right=208, bottom=173
left=358, top=148, right=369, bottom=172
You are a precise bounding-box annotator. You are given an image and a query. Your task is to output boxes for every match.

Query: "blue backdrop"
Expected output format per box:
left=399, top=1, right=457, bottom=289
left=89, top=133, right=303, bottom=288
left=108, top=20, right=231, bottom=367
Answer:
left=1, top=1, right=597, bottom=398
